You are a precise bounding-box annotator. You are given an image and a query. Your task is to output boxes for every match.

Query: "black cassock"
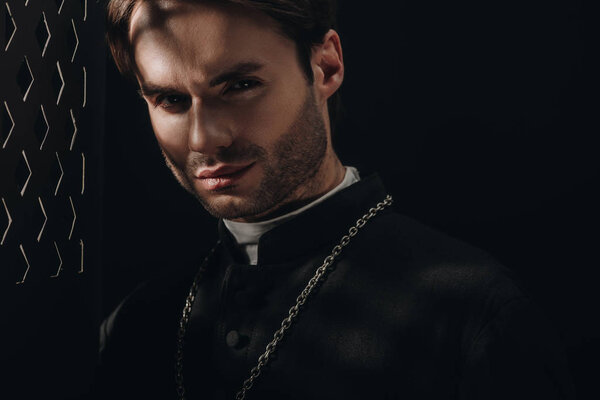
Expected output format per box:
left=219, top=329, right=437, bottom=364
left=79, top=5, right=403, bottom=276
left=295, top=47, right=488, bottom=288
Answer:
left=97, top=175, right=573, bottom=399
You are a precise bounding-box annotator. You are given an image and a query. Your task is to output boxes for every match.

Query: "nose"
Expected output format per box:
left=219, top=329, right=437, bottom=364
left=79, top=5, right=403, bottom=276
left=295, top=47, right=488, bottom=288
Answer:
left=188, top=100, right=233, bottom=154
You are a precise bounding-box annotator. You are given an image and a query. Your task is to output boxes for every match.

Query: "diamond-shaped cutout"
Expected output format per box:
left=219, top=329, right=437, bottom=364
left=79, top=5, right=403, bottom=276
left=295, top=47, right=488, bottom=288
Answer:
left=53, top=61, right=65, bottom=105
left=17, top=56, right=34, bottom=101
left=16, top=150, right=32, bottom=196
left=80, top=0, right=88, bottom=21
left=50, top=241, right=63, bottom=278
left=69, top=19, right=79, bottom=62
left=81, top=153, right=86, bottom=195
left=4, top=3, right=17, bottom=52
left=1, top=198, right=12, bottom=246
left=68, top=196, right=77, bottom=240
left=36, top=197, right=48, bottom=242
left=54, top=0, right=65, bottom=14
left=82, top=66, right=87, bottom=107
left=40, top=152, right=63, bottom=198
left=16, top=244, right=31, bottom=284
left=52, top=152, right=64, bottom=196
left=2, top=101, right=15, bottom=149
left=69, top=109, right=77, bottom=150
left=78, top=239, right=84, bottom=274
left=35, top=12, right=51, bottom=57
left=34, top=105, right=50, bottom=149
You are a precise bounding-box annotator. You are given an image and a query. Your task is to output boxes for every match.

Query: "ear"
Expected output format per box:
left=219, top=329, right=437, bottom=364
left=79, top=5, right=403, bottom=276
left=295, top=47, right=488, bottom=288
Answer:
left=312, top=29, right=344, bottom=104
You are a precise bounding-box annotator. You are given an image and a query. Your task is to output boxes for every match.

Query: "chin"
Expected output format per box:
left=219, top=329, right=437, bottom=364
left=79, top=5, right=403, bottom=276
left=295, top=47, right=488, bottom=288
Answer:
left=195, top=192, right=259, bottom=220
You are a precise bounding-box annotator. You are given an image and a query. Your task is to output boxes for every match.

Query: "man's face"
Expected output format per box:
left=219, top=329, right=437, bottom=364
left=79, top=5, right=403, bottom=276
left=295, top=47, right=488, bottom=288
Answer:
left=130, top=1, right=333, bottom=221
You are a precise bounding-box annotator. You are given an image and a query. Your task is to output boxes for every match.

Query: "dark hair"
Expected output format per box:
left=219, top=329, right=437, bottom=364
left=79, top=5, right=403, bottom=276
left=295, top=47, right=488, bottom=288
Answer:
left=106, top=0, right=342, bottom=133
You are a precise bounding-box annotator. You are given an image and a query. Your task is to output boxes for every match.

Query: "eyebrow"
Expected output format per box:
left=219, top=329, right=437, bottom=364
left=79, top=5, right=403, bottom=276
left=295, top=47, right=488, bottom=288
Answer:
left=209, top=61, right=264, bottom=87
left=138, top=61, right=265, bottom=97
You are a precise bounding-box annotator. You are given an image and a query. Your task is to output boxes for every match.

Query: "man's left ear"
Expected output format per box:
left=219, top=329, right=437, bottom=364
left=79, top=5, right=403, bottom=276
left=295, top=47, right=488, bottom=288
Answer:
left=312, top=29, right=344, bottom=102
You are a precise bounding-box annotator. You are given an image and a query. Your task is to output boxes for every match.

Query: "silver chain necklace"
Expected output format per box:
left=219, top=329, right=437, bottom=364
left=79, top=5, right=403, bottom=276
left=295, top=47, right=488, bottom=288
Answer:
left=175, top=194, right=393, bottom=400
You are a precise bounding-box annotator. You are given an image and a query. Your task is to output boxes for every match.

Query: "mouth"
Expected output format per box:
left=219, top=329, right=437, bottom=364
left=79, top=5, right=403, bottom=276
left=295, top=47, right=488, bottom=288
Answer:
left=195, top=162, right=256, bottom=191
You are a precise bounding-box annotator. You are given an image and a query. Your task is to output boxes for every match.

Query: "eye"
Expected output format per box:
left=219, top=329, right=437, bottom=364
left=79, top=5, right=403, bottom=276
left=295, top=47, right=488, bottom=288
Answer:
left=226, top=79, right=262, bottom=94
left=155, top=94, right=189, bottom=110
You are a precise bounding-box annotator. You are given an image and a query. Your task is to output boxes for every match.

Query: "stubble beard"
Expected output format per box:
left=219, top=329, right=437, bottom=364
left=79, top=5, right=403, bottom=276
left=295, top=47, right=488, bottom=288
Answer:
left=160, top=88, right=329, bottom=220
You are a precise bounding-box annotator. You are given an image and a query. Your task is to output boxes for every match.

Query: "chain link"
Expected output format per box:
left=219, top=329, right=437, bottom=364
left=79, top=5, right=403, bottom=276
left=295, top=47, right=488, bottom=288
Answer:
left=176, top=195, right=393, bottom=400
left=175, top=243, right=220, bottom=400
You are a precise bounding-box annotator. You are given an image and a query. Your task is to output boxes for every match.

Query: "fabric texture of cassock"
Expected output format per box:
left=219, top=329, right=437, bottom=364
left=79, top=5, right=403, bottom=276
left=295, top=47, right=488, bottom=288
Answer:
left=95, top=174, right=574, bottom=400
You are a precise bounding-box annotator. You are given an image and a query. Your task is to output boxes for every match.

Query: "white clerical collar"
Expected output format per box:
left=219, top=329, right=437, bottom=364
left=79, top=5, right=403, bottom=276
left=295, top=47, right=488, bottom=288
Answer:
left=224, top=166, right=360, bottom=265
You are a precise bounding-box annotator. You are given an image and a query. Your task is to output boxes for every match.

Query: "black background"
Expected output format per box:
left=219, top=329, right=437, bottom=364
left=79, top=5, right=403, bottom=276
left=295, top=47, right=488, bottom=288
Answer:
left=102, top=0, right=598, bottom=397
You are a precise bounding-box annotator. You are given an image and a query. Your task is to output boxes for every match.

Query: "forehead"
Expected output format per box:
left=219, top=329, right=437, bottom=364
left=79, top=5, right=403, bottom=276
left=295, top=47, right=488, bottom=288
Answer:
left=129, top=1, right=296, bottom=83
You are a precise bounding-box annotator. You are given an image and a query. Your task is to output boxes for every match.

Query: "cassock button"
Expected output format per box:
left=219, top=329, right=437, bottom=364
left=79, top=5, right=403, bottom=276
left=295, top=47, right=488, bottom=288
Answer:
left=226, top=330, right=241, bottom=348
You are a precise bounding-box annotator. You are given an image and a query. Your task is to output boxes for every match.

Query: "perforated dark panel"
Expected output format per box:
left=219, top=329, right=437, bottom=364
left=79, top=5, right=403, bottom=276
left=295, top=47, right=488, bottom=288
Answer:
left=0, top=1, right=104, bottom=398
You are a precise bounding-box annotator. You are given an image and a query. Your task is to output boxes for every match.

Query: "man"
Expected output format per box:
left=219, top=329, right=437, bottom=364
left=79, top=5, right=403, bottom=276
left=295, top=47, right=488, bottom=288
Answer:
left=97, top=1, right=573, bottom=399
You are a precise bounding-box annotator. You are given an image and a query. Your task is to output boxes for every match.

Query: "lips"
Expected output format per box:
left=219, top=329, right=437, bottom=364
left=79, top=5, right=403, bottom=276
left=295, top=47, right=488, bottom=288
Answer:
left=195, top=163, right=255, bottom=191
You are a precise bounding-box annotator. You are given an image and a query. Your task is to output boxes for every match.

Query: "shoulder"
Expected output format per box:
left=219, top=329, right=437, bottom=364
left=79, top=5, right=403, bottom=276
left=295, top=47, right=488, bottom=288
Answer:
left=99, top=265, right=196, bottom=357
left=96, top=265, right=198, bottom=397
left=357, top=209, right=521, bottom=291
left=344, top=209, right=533, bottom=332
left=345, top=209, right=570, bottom=362
left=95, top=267, right=196, bottom=398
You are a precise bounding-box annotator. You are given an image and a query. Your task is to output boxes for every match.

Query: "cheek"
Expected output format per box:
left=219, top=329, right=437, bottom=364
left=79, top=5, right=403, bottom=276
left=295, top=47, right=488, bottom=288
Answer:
left=235, top=86, right=305, bottom=146
left=149, top=110, right=189, bottom=163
